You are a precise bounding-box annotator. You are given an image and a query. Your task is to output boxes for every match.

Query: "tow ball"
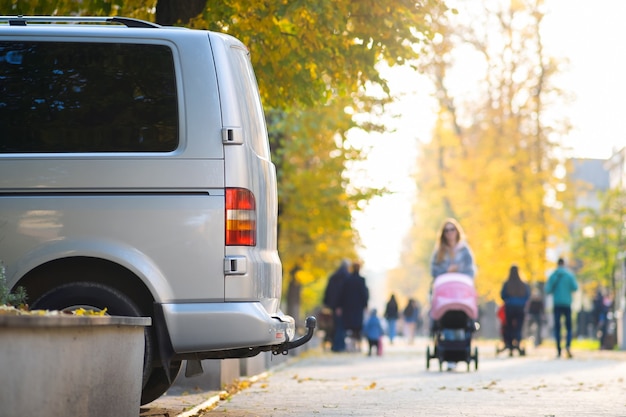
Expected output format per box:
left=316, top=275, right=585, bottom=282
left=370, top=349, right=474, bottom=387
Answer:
left=272, top=316, right=317, bottom=355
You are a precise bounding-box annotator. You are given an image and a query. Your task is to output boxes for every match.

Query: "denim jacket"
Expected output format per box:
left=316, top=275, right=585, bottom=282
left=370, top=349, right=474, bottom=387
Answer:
left=430, top=242, right=476, bottom=279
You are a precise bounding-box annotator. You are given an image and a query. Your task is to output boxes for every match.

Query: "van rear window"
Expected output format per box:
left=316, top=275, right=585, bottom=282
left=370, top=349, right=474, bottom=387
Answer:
left=0, top=41, right=178, bottom=153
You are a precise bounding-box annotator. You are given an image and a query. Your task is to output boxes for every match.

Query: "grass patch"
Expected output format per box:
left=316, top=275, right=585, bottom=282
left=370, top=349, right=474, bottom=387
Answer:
left=477, top=337, right=609, bottom=351
left=571, top=338, right=603, bottom=351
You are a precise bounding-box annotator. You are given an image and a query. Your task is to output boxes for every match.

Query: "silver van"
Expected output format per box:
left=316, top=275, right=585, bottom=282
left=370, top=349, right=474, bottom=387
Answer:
left=0, top=16, right=314, bottom=404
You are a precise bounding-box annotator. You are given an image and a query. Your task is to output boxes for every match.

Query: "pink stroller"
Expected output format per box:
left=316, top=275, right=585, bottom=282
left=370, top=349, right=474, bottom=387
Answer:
left=426, top=273, right=479, bottom=371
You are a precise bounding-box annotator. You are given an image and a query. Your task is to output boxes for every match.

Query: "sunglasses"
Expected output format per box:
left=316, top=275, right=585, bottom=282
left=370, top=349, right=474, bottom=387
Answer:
left=444, top=227, right=457, bottom=232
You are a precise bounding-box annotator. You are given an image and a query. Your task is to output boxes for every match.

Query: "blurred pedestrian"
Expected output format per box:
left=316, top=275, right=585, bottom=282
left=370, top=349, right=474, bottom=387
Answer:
left=598, top=290, right=614, bottom=349
left=403, top=298, right=419, bottom=345
left=363, top=308, right=384, bottom=356
left=500, top=265, right=530, bottom=355
left=526, top=284, right=545, bottom=346
left=384, top=294, right=399, bottom=344
left=430, top=218, right=476, bottom=281
left=592, top=286, right=604, bottom=336
left=323, top=259, right=350, bottom=352
left=415, top=299, right=424, bottom=335
left=546, top=258, right=579, bottom=359
left=336, top=261, right=369, bottom=351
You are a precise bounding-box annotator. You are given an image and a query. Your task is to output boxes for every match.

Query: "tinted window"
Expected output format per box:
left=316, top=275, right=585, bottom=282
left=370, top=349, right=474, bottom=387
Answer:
left=0, top=41, right=178, bottom=153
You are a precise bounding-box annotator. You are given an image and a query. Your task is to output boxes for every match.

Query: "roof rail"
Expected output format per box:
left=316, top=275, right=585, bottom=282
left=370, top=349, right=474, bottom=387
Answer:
left=0, top=16, right=160, bottom=28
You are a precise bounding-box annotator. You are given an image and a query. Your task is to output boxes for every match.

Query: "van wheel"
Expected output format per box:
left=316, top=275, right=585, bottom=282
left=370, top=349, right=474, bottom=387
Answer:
left=140, top=361, right=183, bottom=405
left=31, top=282, right=154, bottom=391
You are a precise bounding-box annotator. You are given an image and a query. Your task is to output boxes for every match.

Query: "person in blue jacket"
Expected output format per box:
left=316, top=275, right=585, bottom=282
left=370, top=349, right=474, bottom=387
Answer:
left=546, top=258, right=579, bottom=358
left=363, top=308, right=384, bottom=356
left=500, top=265, right=530, bottom=355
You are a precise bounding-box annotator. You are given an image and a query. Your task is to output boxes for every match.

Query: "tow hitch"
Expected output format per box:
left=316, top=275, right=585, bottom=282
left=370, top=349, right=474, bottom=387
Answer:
left=272, top=316, right=317, bottom=355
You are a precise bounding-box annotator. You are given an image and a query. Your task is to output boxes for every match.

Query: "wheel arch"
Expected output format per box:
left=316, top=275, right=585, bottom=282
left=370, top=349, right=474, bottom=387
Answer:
left=10, top=237, right=175, bottom=308
left=17, top=256, right=156, bottom=316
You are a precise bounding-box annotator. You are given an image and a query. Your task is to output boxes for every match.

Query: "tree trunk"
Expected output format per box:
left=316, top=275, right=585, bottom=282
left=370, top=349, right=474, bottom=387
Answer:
left=286, top=265, right=301, bottom=324
left=155, top=0, right=206, bottom=26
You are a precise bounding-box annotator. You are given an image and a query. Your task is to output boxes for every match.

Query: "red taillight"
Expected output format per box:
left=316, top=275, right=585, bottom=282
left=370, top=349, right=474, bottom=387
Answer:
left=225, top=188, right=256, bottom=246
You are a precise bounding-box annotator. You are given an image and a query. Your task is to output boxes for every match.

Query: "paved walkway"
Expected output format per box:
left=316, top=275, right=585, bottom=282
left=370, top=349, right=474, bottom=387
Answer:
left=191, top=337, right=626, bottom=417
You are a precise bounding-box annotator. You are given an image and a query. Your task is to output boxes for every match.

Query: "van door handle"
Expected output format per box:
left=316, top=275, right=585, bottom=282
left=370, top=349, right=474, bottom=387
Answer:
left=222, top=127, right=243, bottom=145
left=224, top=256, right=247, bottom=275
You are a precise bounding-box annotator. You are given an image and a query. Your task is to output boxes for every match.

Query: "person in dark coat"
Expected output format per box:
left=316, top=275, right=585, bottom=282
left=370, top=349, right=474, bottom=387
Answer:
left=323, top=259, right=351, bottom=352
left=526, top=284, right=545, bottom=346
left=500, top=265, right=530, bottom=355
left=336, top=261, right=369, bottom=350
left=384, top=294, right=399, bottom=344
left=402, top=299, right=419, bottom=344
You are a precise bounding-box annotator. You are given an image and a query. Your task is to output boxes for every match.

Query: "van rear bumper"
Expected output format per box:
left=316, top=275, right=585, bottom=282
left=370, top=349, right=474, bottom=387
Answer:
left=160, top=302, right=296, bottom=353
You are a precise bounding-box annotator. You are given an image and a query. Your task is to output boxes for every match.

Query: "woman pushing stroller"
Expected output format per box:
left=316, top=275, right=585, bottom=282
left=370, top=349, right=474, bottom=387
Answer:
left=428, top=218, right=477, bottom=371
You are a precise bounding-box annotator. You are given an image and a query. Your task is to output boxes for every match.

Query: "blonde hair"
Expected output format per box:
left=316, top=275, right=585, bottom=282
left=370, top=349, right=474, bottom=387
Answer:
left=434, top=218, right=466, bottom=263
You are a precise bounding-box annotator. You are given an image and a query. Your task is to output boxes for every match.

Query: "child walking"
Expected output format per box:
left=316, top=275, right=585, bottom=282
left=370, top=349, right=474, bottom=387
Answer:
left=363, top=308, right=384, bottom=356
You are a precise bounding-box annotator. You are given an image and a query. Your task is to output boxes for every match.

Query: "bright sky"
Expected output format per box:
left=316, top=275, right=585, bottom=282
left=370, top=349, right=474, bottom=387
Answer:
left=350, top=0, right=626, bottom=297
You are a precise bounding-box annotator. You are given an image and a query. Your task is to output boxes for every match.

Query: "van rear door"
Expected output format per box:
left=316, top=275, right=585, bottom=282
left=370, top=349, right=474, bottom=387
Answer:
left=209, top=33, right=283, bottom=313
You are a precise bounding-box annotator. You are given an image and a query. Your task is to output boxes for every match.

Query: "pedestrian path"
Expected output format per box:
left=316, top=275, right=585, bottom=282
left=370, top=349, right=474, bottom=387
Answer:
left=198, top=336, right=626, bottom=417
left=142, top=336, right=626, bottom=417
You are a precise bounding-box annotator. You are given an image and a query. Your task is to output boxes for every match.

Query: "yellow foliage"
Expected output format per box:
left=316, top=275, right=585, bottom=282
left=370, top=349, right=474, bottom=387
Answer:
left=73, top=307, right=108, bottom=316
left=396, top=1, right=568, bottom=303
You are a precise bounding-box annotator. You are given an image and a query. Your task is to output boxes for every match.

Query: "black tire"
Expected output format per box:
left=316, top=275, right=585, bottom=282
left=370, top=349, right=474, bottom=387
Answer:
left=32, top=282, right=154, bottom=394
left=474, top=347, right=479, bottom=371
left=140, top=360, right=183, bottom=405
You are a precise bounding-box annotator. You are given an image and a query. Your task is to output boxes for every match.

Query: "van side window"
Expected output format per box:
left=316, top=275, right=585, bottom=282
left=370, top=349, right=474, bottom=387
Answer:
left=0, top=42, right=178, bottom=153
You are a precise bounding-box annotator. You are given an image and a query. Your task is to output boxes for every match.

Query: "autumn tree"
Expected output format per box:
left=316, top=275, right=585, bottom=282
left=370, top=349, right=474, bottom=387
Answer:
left=571, top=188, right=626, bottom=303
left=396, top=0, right=569, bottom=302
left=267, top=101, right=365, bottom=320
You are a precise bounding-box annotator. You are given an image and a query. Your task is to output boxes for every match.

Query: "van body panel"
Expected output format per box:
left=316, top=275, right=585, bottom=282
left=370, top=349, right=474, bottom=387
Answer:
left=1, top=193, right=225, bottom=301
left=0, top=159, right=225, bottom=190
left=8, top=237, right=176, bottom=302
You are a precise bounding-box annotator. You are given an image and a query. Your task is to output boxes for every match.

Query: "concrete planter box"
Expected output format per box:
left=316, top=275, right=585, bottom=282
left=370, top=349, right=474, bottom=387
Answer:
left=0, top=314, right=150, bottom=417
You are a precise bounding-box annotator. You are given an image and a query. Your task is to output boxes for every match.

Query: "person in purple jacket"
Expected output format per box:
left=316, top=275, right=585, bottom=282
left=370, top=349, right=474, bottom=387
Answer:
left=500, top=265, right=530, bottom=355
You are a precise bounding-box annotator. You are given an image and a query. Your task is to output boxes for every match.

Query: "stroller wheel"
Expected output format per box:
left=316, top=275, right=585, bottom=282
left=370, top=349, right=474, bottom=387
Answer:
left=474, top=347, right=479, bottom=370
left=426, top=346, right=431, bottom=370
